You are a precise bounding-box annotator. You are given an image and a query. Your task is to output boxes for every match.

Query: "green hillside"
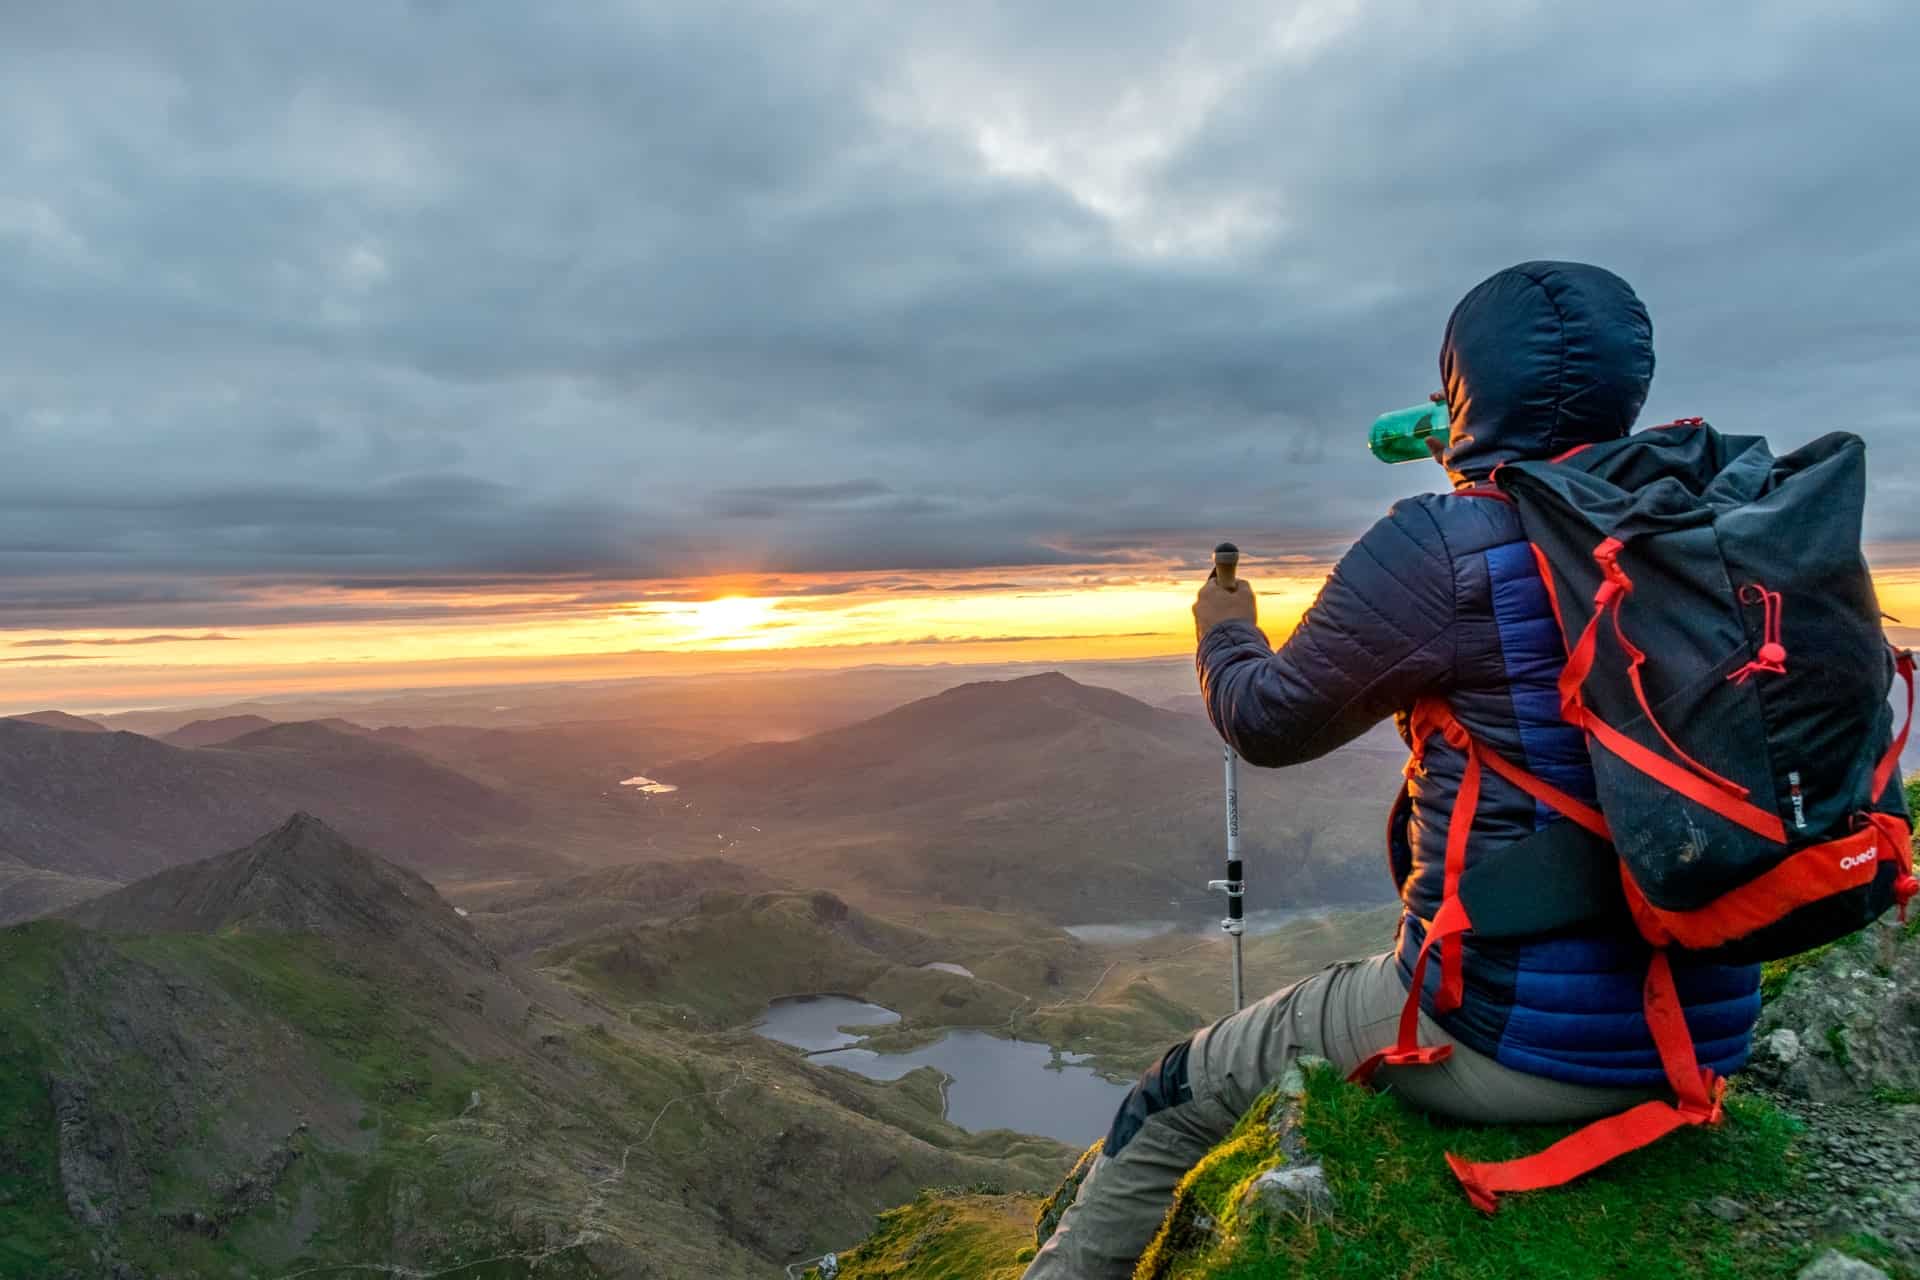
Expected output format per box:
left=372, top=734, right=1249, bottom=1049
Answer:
left=0, top=833, right=1077, bottom=1279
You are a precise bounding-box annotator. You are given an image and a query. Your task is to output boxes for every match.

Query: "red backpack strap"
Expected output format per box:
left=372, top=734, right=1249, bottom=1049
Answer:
left=1873, top=648, right=1915, bottom=803
left=1874, top=648, right=1919, bottom=918
left=1349, top=701, right=1611, bottom=1088
left=1443, top=950, right=1725, bottom=1212
left=1555, top=538, right=1787, bottom=844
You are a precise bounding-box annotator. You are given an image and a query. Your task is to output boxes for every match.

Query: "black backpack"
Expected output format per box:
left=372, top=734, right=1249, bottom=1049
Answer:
left=1502, top=420, right=1914, bottom=960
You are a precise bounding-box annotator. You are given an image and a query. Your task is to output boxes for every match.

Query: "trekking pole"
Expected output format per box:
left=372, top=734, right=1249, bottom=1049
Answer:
left=1205, top=541, right=1246, bottom=1012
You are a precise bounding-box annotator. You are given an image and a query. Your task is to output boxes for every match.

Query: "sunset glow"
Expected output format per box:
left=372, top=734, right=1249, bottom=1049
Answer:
left=5, top=551, right=1917, bottom=716
left=0, top=558, right=1329, bottom=712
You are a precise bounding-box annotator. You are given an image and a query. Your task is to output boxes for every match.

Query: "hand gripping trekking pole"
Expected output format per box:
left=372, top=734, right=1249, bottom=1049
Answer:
left=1205, top=542, right=1246, bottom=1011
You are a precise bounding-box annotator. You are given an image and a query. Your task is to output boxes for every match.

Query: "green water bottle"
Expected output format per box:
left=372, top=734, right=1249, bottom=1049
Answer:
left=1368, top=398, right=1451, bottom=464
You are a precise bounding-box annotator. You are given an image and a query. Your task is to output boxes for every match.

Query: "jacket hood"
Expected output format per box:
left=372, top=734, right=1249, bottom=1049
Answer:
left=1439, top=261, right=1654, bottom=483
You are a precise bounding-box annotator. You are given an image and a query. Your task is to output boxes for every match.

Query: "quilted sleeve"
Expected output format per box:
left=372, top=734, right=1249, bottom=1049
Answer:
left=1198, top=500, right=1457, bottom=766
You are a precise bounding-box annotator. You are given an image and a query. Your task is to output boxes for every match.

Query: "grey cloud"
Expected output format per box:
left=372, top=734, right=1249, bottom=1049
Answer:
left=13, top=633, right=237, bottom=647
left=707, top=479, right=897, bottom=519
left=0, top=0, right=1917, bottom=633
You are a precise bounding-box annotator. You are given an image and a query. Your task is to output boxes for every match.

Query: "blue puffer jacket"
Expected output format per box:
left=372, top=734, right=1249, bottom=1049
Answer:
left=1198, top=263, right=1761, bottom=1088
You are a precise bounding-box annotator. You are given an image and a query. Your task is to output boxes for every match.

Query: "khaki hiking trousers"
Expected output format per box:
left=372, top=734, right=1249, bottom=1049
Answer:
left=1022, top=953, right=1658, bottom=1280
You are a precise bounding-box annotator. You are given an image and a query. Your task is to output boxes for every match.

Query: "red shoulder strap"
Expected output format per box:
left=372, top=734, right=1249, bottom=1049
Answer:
left=1444, top=951, right=1725, bottom=1212
left=1349, top=701, right=1609, bottom=1088
left=1350, top=702, right=1730, bottom=1212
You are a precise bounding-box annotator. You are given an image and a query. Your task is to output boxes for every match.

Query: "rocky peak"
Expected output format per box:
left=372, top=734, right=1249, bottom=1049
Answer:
left=61, top=813, right=496, bottom=971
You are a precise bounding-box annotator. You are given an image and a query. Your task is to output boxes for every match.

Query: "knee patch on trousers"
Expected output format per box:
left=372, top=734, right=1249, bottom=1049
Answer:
left=1103, top=1036, right=1195, bottom=1157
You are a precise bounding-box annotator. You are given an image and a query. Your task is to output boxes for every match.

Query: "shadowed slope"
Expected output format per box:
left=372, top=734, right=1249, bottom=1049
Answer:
left=0, top=718, right=535, bottom=887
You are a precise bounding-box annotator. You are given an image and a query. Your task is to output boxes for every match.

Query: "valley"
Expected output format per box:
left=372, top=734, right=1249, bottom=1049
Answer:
left=0, top=662, right=1406, bottom=1278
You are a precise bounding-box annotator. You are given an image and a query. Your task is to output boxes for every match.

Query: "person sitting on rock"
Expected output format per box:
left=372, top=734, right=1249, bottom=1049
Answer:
left=1022, top=262, right=1764, bottom=1279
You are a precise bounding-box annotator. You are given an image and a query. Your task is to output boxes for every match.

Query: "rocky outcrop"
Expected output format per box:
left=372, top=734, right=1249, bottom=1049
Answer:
left=1237, top=1163, right=1333, bottom=1222
left=1751, top=918, right=1920, bottom=1103
left=51, top=1076, right=134, bottom=1228
left=1797, top=1250, right=1893, bottom=1280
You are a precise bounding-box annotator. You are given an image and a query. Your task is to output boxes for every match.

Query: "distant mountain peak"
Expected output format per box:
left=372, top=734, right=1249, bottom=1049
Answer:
left=6, top=710, right=111, bottom=734
left=161, top=714, right=277, bottom=748
left=897, top=670, right=1179, bottom=735
left=62, top=814, right=495, bottom=971
left=222, top=719, right=374, bottom=751
left=1002, top=670, right=1082, bottom=689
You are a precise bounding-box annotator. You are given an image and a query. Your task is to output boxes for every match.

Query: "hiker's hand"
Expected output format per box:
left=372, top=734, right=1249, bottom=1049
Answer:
left=1194, top=574, right=1257, bottom=641
left=1426, top=394, right=1451, bottom=472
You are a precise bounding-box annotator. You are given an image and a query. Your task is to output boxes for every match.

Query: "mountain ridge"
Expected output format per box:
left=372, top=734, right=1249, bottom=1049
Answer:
left=667, top=672, right=1404, bottom=922
left=4, top=711, right=109, bottom=734
left=0, top=717, right=538, bottom=893
left=161, top=714, right=278, bottom=748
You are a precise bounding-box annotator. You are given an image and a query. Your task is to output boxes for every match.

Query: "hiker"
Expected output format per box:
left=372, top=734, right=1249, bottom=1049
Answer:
left=1025, top=261, right=1778, bottom=1278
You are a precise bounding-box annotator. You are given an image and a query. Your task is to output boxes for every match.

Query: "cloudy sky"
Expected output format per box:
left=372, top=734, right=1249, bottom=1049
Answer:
left=4, top=0, right=1919, bottom=709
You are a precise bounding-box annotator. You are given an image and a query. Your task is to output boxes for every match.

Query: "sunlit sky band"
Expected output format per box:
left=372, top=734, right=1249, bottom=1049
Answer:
left=4, top=551, right=1917, bottom=714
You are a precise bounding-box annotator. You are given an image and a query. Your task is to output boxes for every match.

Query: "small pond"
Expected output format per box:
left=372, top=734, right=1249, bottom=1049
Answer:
left=753, top=994, right=900, bottom=1052
left=753, top=995, right=1129, bottom=1146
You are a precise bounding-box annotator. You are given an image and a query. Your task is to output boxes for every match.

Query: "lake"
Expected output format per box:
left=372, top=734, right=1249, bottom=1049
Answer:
left=753, top=995, right=1129, bottom=1145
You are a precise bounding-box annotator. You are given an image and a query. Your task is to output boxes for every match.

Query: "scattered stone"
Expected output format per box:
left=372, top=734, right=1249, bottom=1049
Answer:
left=1265, top=1095, right=1310, bottom=1165
left=1795, top=1249, right=1891, bottom=1280
left=1275, top=1053, right=1331, bottom=1098
left=1240, top=1164, right=1335, bottom=1223
left=1703, top=1195, right=1747, bottom=1223
left=1766, top=1028, right=1804, bottom=1066
left=1817, top=1205, right=1861, bottom=1238
left=1742, top=1071, right=1920, bottom=1263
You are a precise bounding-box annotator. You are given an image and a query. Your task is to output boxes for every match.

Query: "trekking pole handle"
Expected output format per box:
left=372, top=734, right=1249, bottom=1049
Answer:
left=1212, top=541, right=1240, bottom=592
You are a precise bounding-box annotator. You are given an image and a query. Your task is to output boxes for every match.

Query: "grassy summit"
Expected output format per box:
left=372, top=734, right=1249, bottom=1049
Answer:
left=820, top=1065, right=1904, bottom=1280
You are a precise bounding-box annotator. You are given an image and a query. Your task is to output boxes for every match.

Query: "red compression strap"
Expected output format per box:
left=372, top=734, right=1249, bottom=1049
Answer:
left=1352, top=698, right=1621, bottom=1090
left=1446, top=1101, right=1707, bottom=1213
left=1443, top=951, right=1724, bottom=1212
left=1558, top=540, right=1787, bottom=844
left=1475, top=744, right=1612, bottom=840
left=1579, top=712, right=1788, bottom=843
left=1438, top=741, right=1479, bottom=1012
left=1595, top=541, right=1749, bottom=798
left=1873, top=650, right=1915, bottom=802
left=1642, top=949, right=1717, bottom=1112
